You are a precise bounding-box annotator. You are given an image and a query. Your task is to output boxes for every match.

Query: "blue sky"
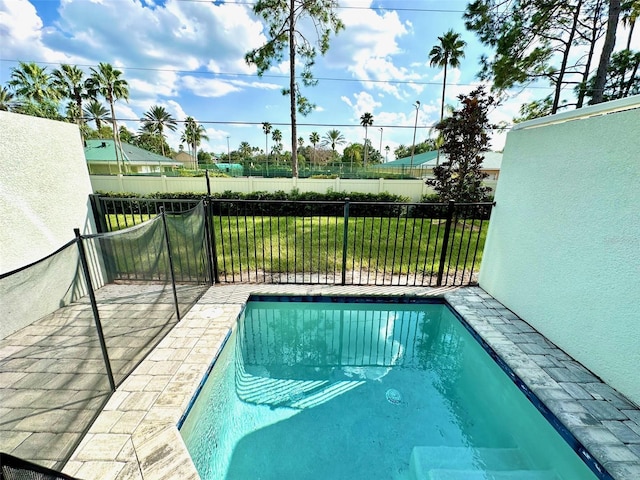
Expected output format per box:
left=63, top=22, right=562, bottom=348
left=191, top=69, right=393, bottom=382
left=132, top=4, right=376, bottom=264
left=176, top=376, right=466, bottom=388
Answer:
left=1, top=0, right=633, bottom=158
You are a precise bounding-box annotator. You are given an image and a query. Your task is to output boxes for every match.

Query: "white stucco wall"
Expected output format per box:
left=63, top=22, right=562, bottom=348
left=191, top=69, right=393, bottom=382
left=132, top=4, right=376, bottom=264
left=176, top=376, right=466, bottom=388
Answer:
left=0, top=112, right=96, bottom=339
left=0, top=111, right=95, bottom=273
left=479, top=97, right=640, bottom=405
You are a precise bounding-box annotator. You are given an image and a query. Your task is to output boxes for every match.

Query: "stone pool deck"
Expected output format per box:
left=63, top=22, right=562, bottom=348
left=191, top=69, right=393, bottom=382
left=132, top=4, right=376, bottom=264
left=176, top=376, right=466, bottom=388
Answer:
left=3, top=284, right=639, bottom=479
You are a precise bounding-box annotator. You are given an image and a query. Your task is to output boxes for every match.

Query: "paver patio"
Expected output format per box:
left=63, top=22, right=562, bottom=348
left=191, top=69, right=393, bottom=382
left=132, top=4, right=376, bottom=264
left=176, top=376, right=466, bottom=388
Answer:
left=0, top=283, right=206, bottom=470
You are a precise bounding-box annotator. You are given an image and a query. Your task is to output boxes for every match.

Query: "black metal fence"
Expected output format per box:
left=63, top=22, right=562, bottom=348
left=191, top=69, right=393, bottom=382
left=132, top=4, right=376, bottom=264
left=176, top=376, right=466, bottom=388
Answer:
left=90, top=194, right=493, bottom=287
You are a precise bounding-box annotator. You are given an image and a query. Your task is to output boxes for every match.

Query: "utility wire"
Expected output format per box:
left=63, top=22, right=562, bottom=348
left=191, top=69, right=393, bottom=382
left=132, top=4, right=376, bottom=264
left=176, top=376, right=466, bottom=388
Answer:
left=0, top=58, right=556, bottom=90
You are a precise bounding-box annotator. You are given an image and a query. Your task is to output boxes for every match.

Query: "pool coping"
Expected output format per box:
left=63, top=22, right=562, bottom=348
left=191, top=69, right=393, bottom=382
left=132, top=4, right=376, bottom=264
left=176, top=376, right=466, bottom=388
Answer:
left=61, top=285, right=640, bottom=480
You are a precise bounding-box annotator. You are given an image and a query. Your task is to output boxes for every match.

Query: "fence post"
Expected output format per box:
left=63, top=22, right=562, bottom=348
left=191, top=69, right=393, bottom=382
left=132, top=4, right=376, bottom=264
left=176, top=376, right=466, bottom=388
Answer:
left=436, top=199, right=456, bottom=286
left=341, top=199, right=350, bottom=285
left=160, top=207, right=181, bottom=321
left=89, top=194, right=108, bottom=234
left=205, top=169, right=211, bottom=197
left=74, top=229, right=116, bottom=392
left=203, top=199, right=219, bottom=285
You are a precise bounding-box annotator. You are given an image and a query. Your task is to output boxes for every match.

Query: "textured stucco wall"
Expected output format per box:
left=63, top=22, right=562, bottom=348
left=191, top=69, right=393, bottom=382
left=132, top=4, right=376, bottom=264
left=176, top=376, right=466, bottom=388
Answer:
left=0, top=111, right=95, bottom=273
left=479, top=100, right=640, bottom=405
left=0, top=112, right=96, bottom=339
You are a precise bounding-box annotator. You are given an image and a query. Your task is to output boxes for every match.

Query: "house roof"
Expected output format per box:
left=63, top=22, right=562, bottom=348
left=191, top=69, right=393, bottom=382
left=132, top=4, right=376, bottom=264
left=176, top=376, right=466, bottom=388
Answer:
left=378, top=150, right=438, bottom=167
left=384, top=150, right=502, bottom=170
left=84, top=139, right=181, bottom=166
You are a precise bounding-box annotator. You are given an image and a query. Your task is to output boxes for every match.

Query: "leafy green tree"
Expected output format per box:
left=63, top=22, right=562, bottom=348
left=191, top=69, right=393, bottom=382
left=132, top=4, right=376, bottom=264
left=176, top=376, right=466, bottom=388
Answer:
left=140, top=105, right=177, bottom=157
left=323, top=129, right=346, bottom=154
left=136, top=123, right=171, bottom=156
left=87, top=63, right=129, bottom=173
left=198, top=150, right=214, bottom=166
left=429, top=30, right=466, bottom=126
left=426, top=87, right=495, bottom=203
left=119, top=126, right=136, bottom=144
left=52, top=64, right=89, bottom=127
left=8, top=61, right=60, bottom=105
left=84, top=100, right=109, bottom=130
left=583, top=49, right=640, bottom=101
left=245, top=0, right=344, bottom=178
left=359, top=112, right=374, bottom=166
left=15, top=100, right=63, bottom=120
left=464, top=0, right=609, bottom=112
left=513, top=96, right=553, bottom=123
left=393, top=140, right=437, bottom=160
left=342, top=143, right=363, bottom=167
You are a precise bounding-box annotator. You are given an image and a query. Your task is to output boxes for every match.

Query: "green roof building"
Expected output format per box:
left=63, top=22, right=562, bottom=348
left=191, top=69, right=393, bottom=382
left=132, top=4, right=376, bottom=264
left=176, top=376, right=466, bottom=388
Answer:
left=84, top=139, right=181, bottom=175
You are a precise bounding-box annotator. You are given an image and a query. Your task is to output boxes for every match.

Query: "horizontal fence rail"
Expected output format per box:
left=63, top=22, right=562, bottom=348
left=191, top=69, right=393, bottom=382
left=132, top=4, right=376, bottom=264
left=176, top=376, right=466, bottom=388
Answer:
left=90, top=195, right=493, bottom=287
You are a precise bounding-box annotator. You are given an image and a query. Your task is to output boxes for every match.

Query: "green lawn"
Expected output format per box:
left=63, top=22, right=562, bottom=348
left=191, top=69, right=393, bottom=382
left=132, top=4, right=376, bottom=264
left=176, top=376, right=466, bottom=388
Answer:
left=104, top=214, right=488, bottom=279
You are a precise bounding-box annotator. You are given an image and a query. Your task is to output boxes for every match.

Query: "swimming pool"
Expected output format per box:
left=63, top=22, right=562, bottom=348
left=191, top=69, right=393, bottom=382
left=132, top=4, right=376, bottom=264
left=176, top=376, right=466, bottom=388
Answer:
left=180, top=297, right=603, bottom=479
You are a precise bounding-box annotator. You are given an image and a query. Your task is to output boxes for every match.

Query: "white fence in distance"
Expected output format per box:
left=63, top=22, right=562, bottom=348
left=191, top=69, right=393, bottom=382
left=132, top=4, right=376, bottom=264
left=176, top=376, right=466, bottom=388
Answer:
left=90, top=175, right=498, bottom=201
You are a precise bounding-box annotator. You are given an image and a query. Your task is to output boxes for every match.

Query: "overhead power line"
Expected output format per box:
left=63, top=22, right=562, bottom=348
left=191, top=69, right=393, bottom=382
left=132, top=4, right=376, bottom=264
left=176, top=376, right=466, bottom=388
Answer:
left=0, top=58, right=555, bottom=90
left=106, top=117, right=513, bottom=131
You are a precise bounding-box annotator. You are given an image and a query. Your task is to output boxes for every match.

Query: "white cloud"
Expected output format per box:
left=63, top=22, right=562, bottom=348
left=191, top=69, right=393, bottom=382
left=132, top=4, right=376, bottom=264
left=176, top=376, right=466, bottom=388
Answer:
left=325, top=1, right=417, bottom=98
left=181, top=76, right=242, bottom=98
left=341, top=91, right=382, bottom=119
left=0, top=0, right=75, bottom=63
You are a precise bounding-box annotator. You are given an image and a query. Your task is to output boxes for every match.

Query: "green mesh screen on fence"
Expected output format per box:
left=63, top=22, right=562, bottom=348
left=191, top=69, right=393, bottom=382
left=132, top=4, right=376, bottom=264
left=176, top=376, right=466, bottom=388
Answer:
left=0, top=202, right=209, bottom=468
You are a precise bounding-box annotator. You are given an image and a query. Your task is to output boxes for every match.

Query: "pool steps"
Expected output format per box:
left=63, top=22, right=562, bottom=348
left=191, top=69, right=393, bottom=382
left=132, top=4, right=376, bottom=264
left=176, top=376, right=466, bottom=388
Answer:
left=425, top=470, right=557, bottom=479
left=410, top=446, right=558, bottom=480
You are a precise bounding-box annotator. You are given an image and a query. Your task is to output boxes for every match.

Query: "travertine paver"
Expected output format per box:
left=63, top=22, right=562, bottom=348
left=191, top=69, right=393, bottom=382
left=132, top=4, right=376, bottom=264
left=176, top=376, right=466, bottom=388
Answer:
left=0, top=283, right=206, bottom=470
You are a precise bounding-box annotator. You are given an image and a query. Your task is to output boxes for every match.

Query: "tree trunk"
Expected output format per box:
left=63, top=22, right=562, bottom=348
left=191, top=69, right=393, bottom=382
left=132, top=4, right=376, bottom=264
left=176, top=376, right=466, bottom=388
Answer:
left=577, top=0, right=605, bottom=108
left=108, top=93, right=122, bottom=174
left=591, top=0, right=622, bottom=104
left=364, top=126, right=368, bottom=166
left=624, top=54, right=640, bottom=95
left=289, top=0, right=298, bottom=178
left=552, top=0, right=583, bottom=113
left=436, top=60, right=448, bottom=168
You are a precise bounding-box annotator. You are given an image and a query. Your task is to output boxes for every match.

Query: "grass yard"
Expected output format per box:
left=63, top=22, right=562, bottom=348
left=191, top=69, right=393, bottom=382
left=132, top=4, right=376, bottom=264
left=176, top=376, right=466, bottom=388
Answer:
left=103, top=213, right=488, bottom=281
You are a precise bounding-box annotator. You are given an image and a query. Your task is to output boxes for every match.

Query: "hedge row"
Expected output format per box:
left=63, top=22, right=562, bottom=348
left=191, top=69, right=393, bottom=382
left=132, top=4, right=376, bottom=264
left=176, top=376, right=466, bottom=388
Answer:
left=94, top=190, right=491, bottom=219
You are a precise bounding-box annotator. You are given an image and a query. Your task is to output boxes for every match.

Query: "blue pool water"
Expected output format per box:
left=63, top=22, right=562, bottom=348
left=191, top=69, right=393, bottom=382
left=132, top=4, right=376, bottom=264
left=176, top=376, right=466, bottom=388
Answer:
left=180, top=298, right=600, bottom=480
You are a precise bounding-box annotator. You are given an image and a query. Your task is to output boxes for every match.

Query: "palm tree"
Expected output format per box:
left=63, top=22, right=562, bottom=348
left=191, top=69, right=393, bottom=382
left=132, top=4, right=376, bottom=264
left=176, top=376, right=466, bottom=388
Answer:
left=262, top=122, right=272, bottom=173
left=323, top=129, right=346, bottom=154
left=0, top=86, right=19, bottom=111
left=360, top=112, right=374, bottom=166
left=272, top=129, right=283, bottom=164
left=181, top=117, right=209, bottom=166
left=87, top=63, right=129, bottom=173
left=238, top=141, right=253, bottom=161
left=141, top=105, right=177, bottom=157
left=84, top=100, right=109, bottom=130
left=309, top=131, right=320, bottom=165
left=8, top=61, right=60, bottom=105
left=52, top=64, right=89, bottom=127
left=622, top=0, right=640, bottom=50
left=429, top=30, right=466, bottom=166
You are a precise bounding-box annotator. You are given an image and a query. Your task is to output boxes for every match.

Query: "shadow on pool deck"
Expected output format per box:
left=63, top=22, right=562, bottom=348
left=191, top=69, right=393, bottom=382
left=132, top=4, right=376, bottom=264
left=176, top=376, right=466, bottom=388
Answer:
left=0, top=283, right=206, bottom=470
